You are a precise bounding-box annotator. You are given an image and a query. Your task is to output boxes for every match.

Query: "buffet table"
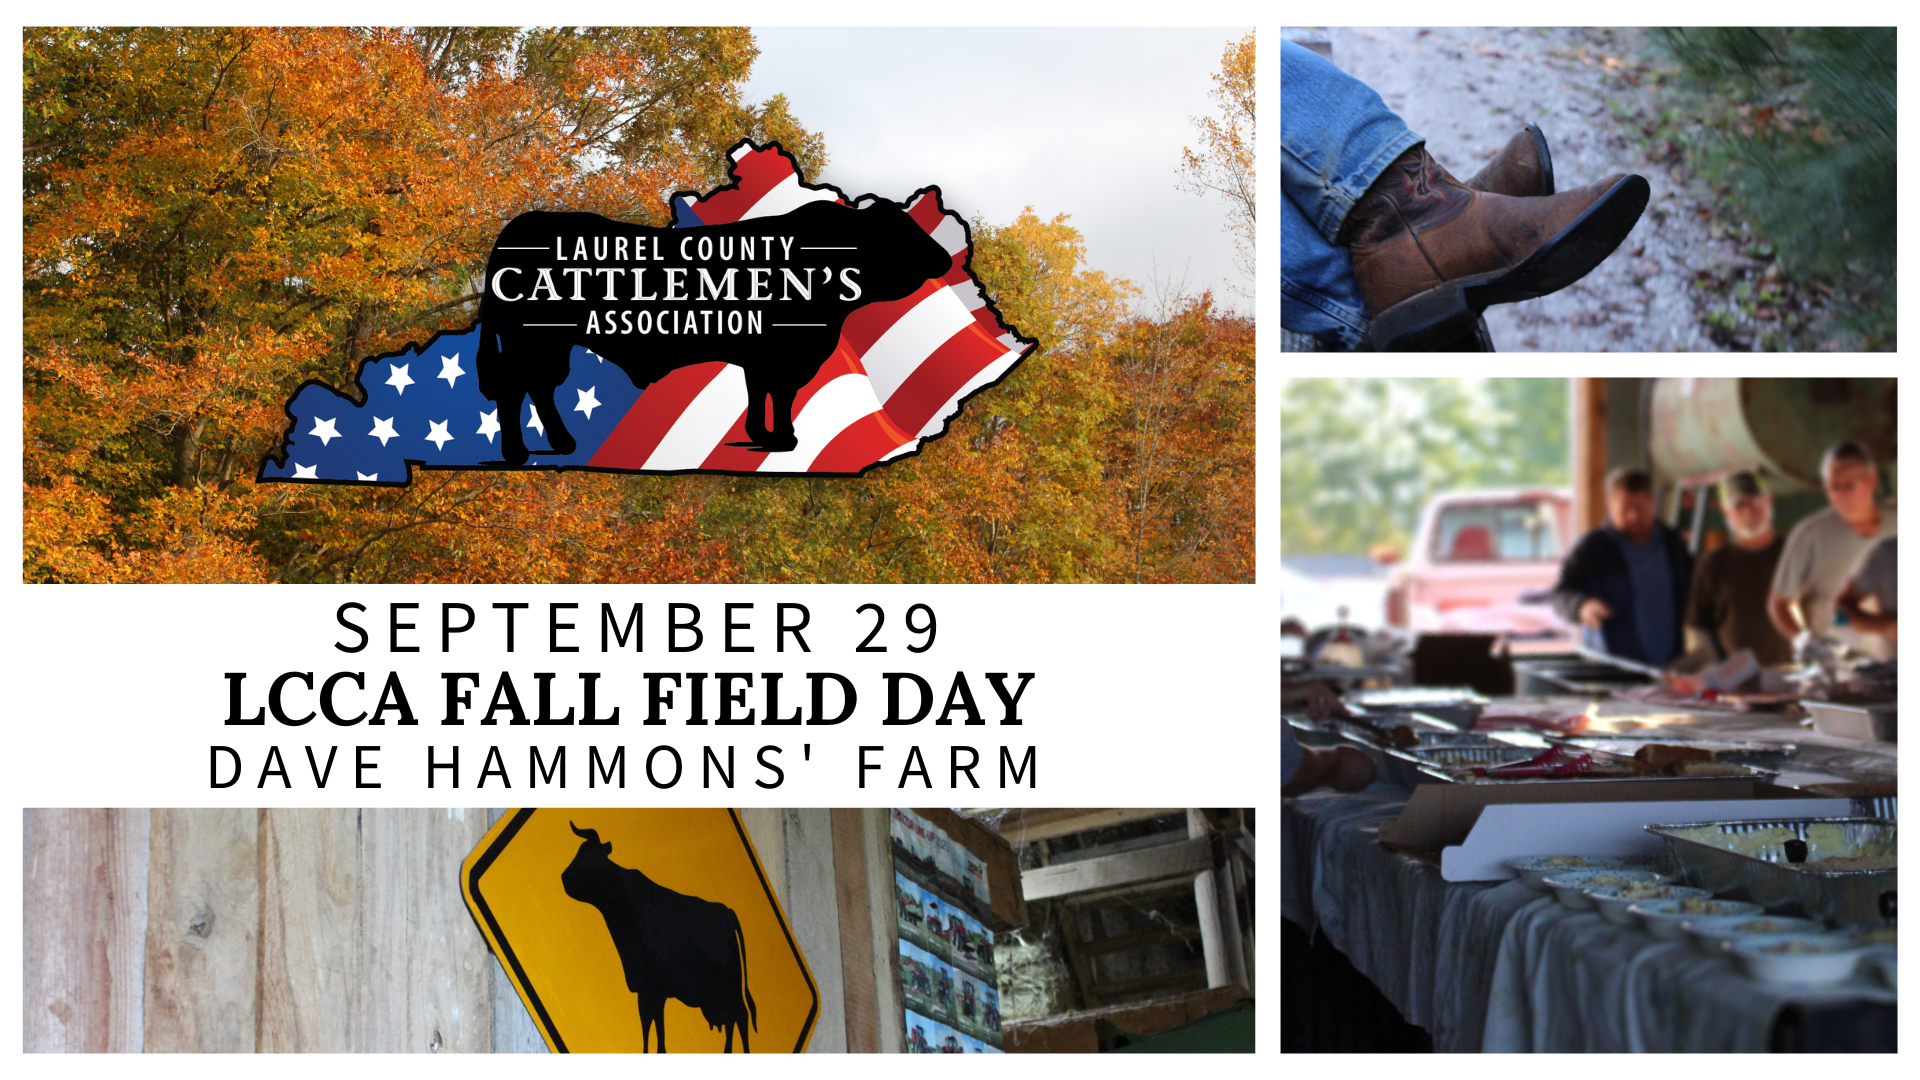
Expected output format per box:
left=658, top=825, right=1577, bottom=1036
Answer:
left=1283, top=781, right=1897, bottom=1052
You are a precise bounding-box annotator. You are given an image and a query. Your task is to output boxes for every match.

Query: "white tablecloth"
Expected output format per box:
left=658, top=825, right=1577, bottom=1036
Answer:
left=1284, top=785, right=1897, bottom=1053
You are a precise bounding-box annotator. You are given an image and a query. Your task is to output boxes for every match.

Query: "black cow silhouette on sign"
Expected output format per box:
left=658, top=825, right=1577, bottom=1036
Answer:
left=476, top=188, right=953, bottom=465
left=560, top=822, right=758, bottom=1052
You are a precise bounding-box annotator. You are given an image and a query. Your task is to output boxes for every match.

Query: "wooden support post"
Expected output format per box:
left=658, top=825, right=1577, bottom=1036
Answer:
left=23, top=808, right=151, bottom=1052
left=862, top=808, right=905, bottom=1054
left=1573, top=377, right=1609, bottom=535
left=831, top=808, right=878, bottom=1052
left=1187, top=809, right=1247, bottom=990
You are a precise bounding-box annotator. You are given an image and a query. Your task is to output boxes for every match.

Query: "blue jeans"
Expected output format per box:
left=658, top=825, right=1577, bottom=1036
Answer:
left=1281, top=40, right=1422, bottom=347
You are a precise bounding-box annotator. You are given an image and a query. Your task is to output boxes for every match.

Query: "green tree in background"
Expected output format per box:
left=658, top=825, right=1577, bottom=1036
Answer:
left=1281, top=378, right=1570, bottom=556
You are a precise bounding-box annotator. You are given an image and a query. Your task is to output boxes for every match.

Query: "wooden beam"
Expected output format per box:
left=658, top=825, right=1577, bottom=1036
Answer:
left=1020, top=838, right=1210, bottom=901
left=830, top=808, right=878, bottom=1053
left=1082, top=969, right=1210, bottom=1001
left=1573, top=377, right=1608, bottom=535
left=860, top=808, right=905, bottom=1054
left=960, top=808, right=1183, bottom=844
left=24, top=808, right=150, bottom=1052
left=1078, top=924, right=1204, bottom=957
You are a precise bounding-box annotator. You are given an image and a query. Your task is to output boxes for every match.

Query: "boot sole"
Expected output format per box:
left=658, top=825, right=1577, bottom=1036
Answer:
left=1366, top=173, right=1649, bottom=351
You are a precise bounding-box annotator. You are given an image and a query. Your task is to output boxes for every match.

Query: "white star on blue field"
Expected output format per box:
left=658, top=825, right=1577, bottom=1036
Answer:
left=261, top=329, right=647, bottom=484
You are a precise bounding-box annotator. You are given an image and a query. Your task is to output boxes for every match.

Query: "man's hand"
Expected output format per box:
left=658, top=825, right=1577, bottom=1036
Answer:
left=1577, top=597, right=1613, bottom=629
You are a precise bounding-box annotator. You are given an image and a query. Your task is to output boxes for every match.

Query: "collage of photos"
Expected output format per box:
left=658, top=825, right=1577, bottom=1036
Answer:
left=891, top=808, right=1004, bottom=1052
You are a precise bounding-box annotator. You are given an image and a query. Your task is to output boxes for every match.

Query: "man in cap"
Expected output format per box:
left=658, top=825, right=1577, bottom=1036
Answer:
left=1550, top=467, right=1693, bottom=665
left=1767, top=441, right=1896, bottom=649
left=1682, top=471, right=1792, bottom=667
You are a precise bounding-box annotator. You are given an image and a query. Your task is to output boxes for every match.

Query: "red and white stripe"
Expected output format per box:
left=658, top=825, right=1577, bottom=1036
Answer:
left=588, top=144, right=1031, bottom=475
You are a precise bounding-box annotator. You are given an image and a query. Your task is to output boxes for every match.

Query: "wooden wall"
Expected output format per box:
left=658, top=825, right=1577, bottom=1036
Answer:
left=24, top=807, right=911, bottom=1054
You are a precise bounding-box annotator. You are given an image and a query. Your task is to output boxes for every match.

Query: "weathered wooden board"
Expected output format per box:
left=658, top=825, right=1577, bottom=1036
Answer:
left=485, top=808, right=548, bottom=1053
left=1020, top=837, right=1211, bottom=901
left=784, top=808, right=846, bottom=1052
left=356, top=808, right=492, bottom=1051
left=257, top=808, right=360, bottom=1051
left=830, top=808, right=878, bottom=1052
left=144, top=808, right=260, bottom=1051
left=23, top=808, right=151, bottom=1052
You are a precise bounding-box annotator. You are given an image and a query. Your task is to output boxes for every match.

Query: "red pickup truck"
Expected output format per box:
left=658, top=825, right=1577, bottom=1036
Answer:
left=1385, top=488, right=1575, bottom=648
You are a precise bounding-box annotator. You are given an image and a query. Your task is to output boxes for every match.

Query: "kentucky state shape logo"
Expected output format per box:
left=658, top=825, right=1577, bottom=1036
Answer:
left=260, top=141, right=1034, bottom=483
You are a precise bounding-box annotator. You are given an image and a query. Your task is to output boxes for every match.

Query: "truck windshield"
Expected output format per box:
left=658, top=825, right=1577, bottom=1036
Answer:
left=1431, top=501, right=1562, bottom=562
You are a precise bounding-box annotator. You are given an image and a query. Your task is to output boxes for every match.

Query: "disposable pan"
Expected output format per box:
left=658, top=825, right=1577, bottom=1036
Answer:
left=1644, top=817, right=1896, bottom=928
left=1378, top=743, right=1542, bottom=788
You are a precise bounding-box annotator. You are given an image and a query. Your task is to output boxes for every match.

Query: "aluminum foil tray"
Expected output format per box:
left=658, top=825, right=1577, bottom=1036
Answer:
left=1644, top=817, right=1896, bottom=928
left=1378, top=743, right=1537, bottom=788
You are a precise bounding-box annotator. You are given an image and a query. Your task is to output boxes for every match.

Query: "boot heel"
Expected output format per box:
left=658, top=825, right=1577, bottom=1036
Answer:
left=1364, top=283, right=1484, bottom=351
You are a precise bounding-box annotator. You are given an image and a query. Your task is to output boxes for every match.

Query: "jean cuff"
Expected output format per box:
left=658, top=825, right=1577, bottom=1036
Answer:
left=1281, top=278, right=1369, bottom=349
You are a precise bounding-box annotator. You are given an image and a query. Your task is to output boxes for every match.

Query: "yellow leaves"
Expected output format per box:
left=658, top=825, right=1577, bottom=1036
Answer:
left=1178, top=31, right=1255, bottom=287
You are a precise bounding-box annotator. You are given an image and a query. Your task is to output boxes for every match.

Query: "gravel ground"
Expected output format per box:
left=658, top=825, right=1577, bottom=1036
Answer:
left=1291, top=27, right=1750, bottom=352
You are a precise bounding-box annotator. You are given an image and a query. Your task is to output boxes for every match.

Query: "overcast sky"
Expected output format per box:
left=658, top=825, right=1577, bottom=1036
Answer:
left=741, top=27, right=1251, bottom=313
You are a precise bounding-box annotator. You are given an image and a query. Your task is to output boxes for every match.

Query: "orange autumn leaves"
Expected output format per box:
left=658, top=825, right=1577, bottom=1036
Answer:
left=24, top=27, right=1251, bottom=584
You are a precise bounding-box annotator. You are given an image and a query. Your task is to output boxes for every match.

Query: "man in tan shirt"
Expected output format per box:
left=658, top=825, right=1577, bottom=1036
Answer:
left=1768, top=441, right=1896, bottom=651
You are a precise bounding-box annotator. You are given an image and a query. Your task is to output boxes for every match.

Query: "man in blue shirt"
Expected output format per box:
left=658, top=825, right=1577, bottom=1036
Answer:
left=1549, top=467, right=1694, bottom=664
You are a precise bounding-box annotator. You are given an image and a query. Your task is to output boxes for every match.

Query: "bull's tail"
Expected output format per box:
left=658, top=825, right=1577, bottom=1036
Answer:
left=736, top=919, right=758, bottom=1033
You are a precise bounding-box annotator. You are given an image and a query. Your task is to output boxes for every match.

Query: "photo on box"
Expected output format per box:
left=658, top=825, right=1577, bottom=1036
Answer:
left=917, top=884, right=951, bottom=961
left=948, top=906, right=985, bottom=973
left=929, top=953, right=959, bottom=1025
left=963, top=847, right=992, bottom=908
left=931, top=829, right=965, bottom=892
left=981, top=981, right=1003, bottom=1043
left=894, top=871, right=934, bottom=952
left=898, top=939, right=937, bottom=1017
left=903, top=1008, right=938, bottom=1054
left=934, top=1019, right=965, bottom=1054
left=953, top=971, right=988, bottom=1037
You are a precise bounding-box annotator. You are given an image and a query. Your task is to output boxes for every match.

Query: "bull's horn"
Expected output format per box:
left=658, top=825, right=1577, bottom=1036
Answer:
left=570, top=821, right=600, bottom=843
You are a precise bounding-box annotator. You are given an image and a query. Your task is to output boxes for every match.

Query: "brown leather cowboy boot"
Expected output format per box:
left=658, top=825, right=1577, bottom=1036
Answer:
left=1339, top=143, right=1648, bottom=350
left=1464, top=123, right=1555, bottom=197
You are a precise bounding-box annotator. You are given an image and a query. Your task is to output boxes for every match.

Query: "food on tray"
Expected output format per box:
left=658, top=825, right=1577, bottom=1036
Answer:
left=1736, top=918, right=1805, bottom=934
left=1576, top=873, right=1648, bottom=888
left=1756, top=938, right=1848, bottom=954
left=1634, top=743, right=1717, bottom=769
left=1802, top=855, right=1897, bottom=872
left=1680, top=898, right=1726, bottom=914
left=1856, top=927, right=1898, bottom=946
left=1615, top=882, right=1679, bottom=899
left=1534, top=856, right=1601, bottom=868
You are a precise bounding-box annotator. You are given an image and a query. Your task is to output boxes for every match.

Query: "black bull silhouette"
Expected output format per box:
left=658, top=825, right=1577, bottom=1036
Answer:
left=560, top=822, right=758, bottom=1052
left=477, top=198, right=953, bottom=465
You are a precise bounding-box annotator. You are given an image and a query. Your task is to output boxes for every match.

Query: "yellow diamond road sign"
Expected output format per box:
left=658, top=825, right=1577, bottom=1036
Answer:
left=462, top=808, right=818, bottom=1053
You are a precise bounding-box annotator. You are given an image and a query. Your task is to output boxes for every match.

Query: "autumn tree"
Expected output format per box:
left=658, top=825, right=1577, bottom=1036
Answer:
left=24, top=27, right=793, bottom=582
left=1178, top=30, right=1255, bottom=291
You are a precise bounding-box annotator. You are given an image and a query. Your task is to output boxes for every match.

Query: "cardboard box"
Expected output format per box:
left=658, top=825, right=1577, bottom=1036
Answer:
left=1436, top=796, right=1856, bottom=881
left=1377, top=778, right=1824, bottom=856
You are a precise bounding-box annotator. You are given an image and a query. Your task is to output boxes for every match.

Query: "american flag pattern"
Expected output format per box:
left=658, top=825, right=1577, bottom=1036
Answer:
left=261, top=144, right=1033, bottom=484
